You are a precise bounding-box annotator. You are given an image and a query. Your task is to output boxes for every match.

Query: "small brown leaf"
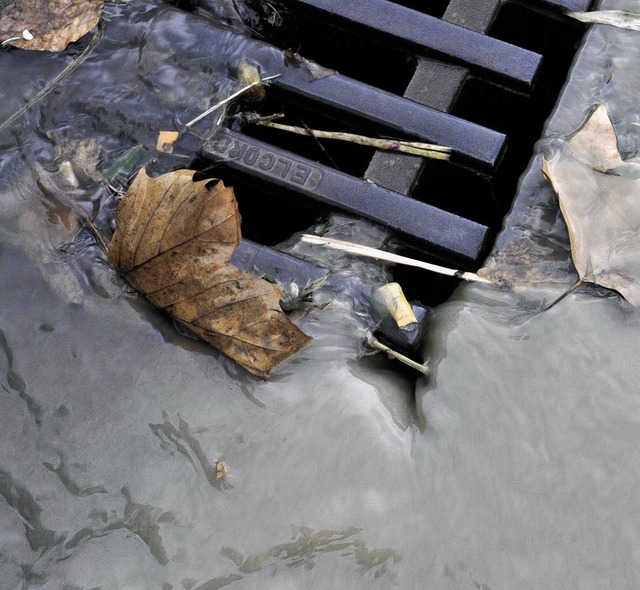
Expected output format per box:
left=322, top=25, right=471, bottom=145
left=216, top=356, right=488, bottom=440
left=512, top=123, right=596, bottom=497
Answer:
left=285, top=50, right=336, bottom=80
left=108, top=168, right=311, bottom=378
left=215, top=460, right=228, bottom=480
left=156, top=131, right=179, bottom=154
left=542, top=105, right=640, bottom=305
left=0, top=0, right=103, bottom=52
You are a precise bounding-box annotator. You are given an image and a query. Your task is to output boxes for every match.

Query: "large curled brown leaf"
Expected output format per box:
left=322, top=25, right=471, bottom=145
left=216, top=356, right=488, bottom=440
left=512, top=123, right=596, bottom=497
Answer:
left=0, top=0, right=103, bottom=51
left=108, top=168, right=311, bottom=378
left=542, top=104, right=640, bottom=305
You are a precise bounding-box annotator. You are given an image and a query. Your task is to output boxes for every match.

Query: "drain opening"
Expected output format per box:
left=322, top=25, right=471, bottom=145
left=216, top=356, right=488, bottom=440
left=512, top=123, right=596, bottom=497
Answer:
left=385, top=0, right=449, bottom=18
left=192, top=156, right=323, bottom=246
left=194, top=0, right=592, bottom=309
left=251, top=10, right=417, bottom=95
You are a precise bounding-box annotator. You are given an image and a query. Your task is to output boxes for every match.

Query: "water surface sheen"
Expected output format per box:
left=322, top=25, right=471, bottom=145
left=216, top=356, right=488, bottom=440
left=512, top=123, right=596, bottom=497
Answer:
left=1, top=0, right=640, bottom=588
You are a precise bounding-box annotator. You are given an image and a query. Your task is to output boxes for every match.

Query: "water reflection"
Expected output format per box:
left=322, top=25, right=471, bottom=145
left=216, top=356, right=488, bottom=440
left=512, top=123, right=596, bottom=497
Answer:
left=0, top=467, right=60, bottom=552
left=41, top=453, right=108, bottom=498
left=195, top=526, right=402, bottom=588
left=150, top=412, right=233, bottom=491
left=64, top=487, right=175, bottom=566
left=1, top=0, right=640, bottom=588
left=0, top=327, right=44, bottom=426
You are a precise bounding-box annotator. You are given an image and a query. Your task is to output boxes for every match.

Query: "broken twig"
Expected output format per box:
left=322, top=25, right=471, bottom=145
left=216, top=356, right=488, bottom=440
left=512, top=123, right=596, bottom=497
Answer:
left=250, top=117, right=451, bottom=160
left=184, top=74, right=280, bottom=129
left=367, top=334, right=430, bottom=376
left=301, top=235, right=492, bottom=284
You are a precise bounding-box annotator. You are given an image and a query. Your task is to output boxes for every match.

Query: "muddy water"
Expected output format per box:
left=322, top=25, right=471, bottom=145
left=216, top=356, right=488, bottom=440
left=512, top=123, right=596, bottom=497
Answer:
left=1, top=0, right=640, bottom=588
left=417, top=0, right=640, bottom=587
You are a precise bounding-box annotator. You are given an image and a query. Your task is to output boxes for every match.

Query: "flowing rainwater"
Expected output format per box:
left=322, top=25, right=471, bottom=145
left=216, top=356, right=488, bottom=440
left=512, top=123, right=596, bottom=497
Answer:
left=1, top=0, right=640, bottom=588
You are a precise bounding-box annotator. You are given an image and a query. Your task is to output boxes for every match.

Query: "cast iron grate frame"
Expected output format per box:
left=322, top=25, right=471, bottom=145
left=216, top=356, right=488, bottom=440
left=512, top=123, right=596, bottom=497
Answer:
left=200, top=0, right=594, bottom=308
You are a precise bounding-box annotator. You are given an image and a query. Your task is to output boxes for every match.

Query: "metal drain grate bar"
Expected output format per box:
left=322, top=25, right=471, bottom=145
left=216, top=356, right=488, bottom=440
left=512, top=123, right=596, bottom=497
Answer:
left=288, top=0, right=542, bottom=89
left=232, top=239, right=330, bottom=287
left=206, top=128, right=490, bottom=262
left=365, top=0, right=504, bottom=196
left=201, top=0, right=595, bottom=305
left=271, top=67, right=506, bottom=168
left=230, top=239, right=430, bottom=354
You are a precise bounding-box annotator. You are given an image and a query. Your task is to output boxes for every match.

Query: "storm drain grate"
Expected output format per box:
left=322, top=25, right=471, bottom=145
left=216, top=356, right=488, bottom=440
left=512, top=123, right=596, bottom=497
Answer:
left=200, top=0, right=593, bottom=314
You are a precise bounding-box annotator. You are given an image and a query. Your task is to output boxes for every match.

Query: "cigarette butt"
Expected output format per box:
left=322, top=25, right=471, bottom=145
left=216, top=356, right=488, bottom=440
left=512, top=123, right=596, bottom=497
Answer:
left=373, top=283, right=418, bottom=330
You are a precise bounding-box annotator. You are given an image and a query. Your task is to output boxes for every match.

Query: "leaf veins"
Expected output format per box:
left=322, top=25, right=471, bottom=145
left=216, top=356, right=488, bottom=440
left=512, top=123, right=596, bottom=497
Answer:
left=108, top=168, right=311, bottom=378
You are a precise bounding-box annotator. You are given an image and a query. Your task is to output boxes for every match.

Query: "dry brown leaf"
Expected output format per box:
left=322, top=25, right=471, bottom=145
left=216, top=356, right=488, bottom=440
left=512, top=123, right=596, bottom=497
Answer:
left=542, top=105, right=640, bottom=305
left=108, top=168, right=311, bottom=378
left=285, top=50, right=336, bottom=80
left=0, top=0, right=103, bottom=52
left=563, top=104, right=625, bottom=171
left=156, top=131, right=179, bottom=154
left=215, top=460, right=228, bottom=480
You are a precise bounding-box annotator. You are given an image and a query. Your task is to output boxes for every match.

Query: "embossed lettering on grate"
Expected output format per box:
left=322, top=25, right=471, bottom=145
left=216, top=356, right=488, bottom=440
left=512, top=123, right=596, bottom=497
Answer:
left=200, top=0, right=594, bottom=307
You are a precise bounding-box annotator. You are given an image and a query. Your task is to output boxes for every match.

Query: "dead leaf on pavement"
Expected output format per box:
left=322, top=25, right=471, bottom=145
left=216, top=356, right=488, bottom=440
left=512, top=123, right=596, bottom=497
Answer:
left=215, top=461, right=228, bottom=480
left=108, top=168, right=311, bottom=378
left=542, top=104, right=640, bottom=305
left=156, top=131, right=179, bottom=154
left=0, top=0, right=103, bottom=51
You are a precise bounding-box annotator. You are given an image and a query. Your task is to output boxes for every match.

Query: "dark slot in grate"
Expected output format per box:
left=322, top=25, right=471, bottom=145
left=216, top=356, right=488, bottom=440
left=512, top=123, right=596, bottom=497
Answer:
left=385, top=0, right=449, bottom=18
left=281, top=0, right=541, bottom=89
left=259, top=71, right=506, bottom=169
left=207, top=128, right=489, bottom=261
left=200, top=0, right=594, bottom=321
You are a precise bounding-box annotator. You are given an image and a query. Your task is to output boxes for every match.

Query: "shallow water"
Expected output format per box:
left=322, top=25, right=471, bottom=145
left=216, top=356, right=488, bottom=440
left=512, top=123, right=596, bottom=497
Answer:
left=2, top=0, right=640, bottom=588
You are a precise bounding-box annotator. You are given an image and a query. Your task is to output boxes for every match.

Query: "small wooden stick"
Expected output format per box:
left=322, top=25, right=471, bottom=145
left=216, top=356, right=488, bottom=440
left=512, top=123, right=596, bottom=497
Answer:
left=301, top=235, right=493, bottom=284
left=253, top=119, right=451, bottom=160
left=184, top=74, right=280, bottom=129
left=367, top=335, right=430, bottom=376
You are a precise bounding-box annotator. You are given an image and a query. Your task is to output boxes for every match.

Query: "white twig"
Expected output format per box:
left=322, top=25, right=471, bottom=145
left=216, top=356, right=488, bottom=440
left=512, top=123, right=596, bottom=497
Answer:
left=253, top=119, right=451, bottom=160
left=367, top=335, right=430, bottom=376
left=184, top=74, right=280, bottom=129
left=301, top=235, right=493, bottom=284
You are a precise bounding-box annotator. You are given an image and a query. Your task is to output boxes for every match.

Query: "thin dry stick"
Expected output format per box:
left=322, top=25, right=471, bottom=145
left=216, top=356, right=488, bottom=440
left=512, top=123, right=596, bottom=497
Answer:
left=60, top=207, right=109, bottom=254
left=300, top=118, right=340, bottom=170
left=184, top=74, right=280, bottom=129
left=367, top=334, right=430, bottom=376
left=301, top=235, right=492, bottom=284
left=255, top=120, right=452, bottom=160
left=529, top=279, right=586, bottom=318
left=0, top=27, right=104, bottom=134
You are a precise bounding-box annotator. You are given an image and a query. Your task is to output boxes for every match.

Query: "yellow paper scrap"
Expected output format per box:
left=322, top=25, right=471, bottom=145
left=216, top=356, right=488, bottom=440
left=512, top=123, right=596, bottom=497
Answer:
left=156, top=131, right=179, bottom=153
